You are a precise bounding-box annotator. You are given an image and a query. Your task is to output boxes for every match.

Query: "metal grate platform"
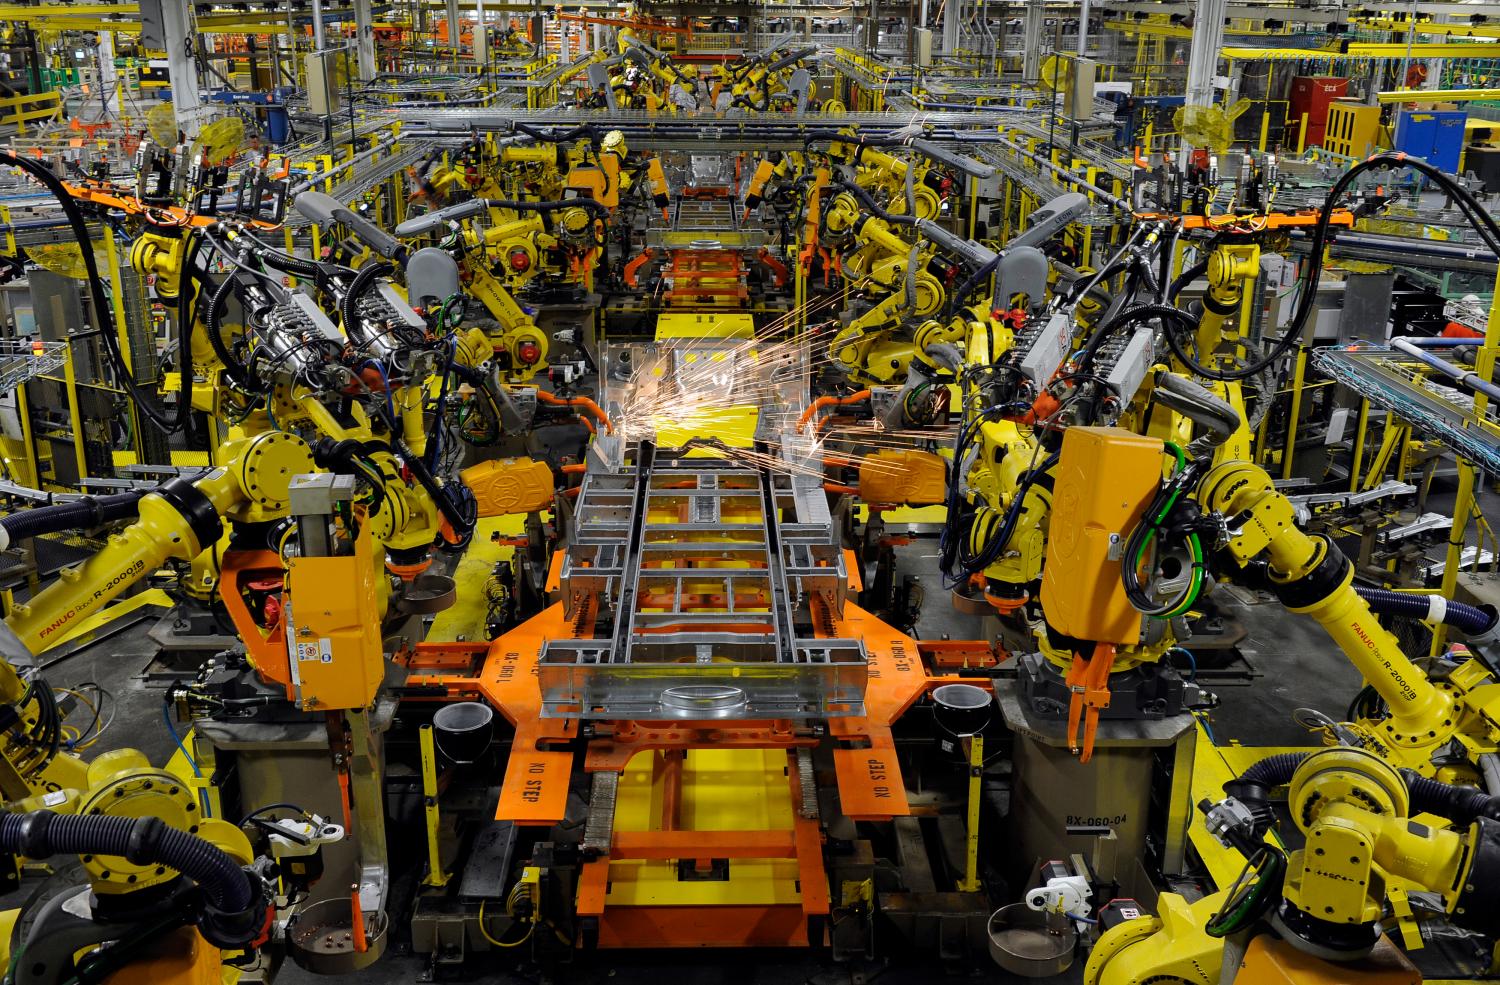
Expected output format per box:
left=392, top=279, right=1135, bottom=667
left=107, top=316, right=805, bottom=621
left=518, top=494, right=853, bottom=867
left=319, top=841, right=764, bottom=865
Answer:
left=0, top=339, right=65, bottom=394
left=540, top=441, right=867, bottom=720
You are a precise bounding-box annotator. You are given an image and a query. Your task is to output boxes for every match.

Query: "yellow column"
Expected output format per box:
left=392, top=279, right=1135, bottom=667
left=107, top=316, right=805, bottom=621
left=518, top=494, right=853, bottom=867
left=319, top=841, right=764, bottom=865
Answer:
left=1436, top=263, right=1500, bottom=651
left=420, top=725, right=450, bottom=888
left=957, top=734, right=983, bottom=893
left=103, top=227, right=144, bottom=460
left=61, top=347, right=87, bottom=485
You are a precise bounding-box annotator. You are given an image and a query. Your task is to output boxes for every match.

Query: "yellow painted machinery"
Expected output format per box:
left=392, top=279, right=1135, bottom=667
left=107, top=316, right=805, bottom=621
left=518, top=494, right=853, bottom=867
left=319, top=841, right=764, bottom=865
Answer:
left=819, top=187, right=1088, bottom=390
left=1088, top=745, right=1500, bottom=983
left=0, top=747, right=295, bottom=985
left=595, top=30, right=700, bottom=113
left=714, top=45, right=819, bottom=112
left=4, top=432, right=313, bottom=655
left=990, top=417, right=1500, bottom=776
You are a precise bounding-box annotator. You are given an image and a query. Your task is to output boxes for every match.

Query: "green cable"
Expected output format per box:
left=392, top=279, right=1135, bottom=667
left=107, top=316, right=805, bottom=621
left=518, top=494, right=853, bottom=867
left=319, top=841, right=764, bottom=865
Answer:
left=1160, top=533, right=1206, bottom=620
left=1162, top=440, right=1185, bottom=474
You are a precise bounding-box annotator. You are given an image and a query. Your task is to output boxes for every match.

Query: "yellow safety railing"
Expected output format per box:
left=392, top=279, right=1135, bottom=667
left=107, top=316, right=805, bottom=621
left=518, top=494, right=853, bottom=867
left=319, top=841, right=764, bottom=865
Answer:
left=0, top=91, right=61, bottom=134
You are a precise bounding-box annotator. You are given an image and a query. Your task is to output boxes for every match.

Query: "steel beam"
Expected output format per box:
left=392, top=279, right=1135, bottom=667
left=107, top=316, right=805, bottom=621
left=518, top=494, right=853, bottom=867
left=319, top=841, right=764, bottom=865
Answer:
left=162, top=0, right=207, bottom=137
left=1183, top=0, right=1228, bottom=111
left=1023, top=0, right=1044, bottom=80
left=354, top=0, right=376, bottom=80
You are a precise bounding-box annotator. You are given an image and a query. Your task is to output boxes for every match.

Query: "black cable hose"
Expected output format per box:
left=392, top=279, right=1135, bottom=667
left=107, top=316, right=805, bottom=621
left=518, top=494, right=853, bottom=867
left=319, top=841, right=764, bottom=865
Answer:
left=339, top=261, right=395, bottom=342
left=830, top=180, right=918, bottom=228
left=1232, top=751, right=1309, bottom=789
left=1078, top=302, right=1189, bottom=372
left=1223, top=751, right=1310, bottom=836
left=202, top=270, right=254, bottom=387
left=390, top=431, right=476, bottom=537
left=1401, top=770, right=1500, bottom=825
left=512, top=122, right=599, bottom=145
left=446, top=363, right=506, bottom=446
left=961, top=453, right=1057, bottom=575
left=484, top=197, right=612, bottom=219
left=1354, top=586, right=1497, bottom=636
left=0, top=810, right=262, bottom=947
left=1169, top=259, right=1208, bottom=303
left=1178, top=153, right=1500, bottom=381
left=1152, top=302, right=1238, bottom=377
left=311, top=438, right=390, bottom=518
left=0, top=151, right=183, bottom=432
left=1226, top=753, right=1500, bottom=830
left=0, top=491, right=145, bottom=548
left=802, top=131, right=920, bottom=152
left=1158, top=226, right=1181, bottom=303
left=1131, top=254, right=1161, bottom=300
left=171, top=232, right=204, bottom=435
left=944, top=254, right=1000, bottom=322
left=256, top=247, right=321, bottom=278
left=1120, top=466, right=1203, bottom=617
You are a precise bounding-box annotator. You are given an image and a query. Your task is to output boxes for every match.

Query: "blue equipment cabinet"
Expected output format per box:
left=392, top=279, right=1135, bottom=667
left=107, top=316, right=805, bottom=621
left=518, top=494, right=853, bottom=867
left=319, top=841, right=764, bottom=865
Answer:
left=1393, top=109, right=1467, bottom=173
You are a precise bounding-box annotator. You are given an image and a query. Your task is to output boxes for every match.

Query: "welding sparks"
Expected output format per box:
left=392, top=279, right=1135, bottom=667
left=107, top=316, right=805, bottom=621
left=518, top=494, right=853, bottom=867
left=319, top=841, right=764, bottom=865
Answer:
left=607, top=296, right=945, bottom=485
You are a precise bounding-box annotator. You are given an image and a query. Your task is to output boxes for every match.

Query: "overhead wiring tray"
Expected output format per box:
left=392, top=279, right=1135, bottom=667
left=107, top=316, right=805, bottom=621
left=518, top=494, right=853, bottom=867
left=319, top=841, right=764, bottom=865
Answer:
left=1313, top=343, right=1500, bottom=472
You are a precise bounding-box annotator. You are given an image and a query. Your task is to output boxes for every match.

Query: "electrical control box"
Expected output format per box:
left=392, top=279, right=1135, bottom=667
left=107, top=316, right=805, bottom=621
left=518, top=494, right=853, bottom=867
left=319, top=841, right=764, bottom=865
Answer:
left=1323, top=100, right=1381, bottom=160
left=1039, top=427, right=1164, bottom=644
left=915, top=28, right=933, bottom=67
left=1065, top=57, right=1097, bottom=123
left=305, top=50, right=342, bottom=116
left=1287, top=76, right=1348, bottom=149
left=1393, top=109, right=1467, bottom=173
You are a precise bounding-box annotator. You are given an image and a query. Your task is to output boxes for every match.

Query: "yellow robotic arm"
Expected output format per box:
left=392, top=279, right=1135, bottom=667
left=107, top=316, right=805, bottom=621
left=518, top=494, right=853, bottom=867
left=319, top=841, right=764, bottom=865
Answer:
left=5, top=432, right=314, bottom=655
left=1196, top=459, right=1479, bottom=762
left=826, top=134, right=941, bottom=220
left=1089, top=746, right=1500, bottom=983
left=823, top=192, right=947, bottom=385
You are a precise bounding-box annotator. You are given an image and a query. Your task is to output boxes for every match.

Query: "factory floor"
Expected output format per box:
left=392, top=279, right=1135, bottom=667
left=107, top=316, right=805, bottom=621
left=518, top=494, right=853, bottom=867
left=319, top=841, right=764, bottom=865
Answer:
left=11, top=462, right=1495, bottom=983
left=6, top=530, right=1368, bottom=985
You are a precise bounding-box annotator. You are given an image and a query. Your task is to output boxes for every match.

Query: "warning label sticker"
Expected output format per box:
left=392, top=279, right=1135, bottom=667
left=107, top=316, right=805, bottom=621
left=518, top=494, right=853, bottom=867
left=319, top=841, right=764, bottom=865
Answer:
left=296, top=638, right=333, bottom=663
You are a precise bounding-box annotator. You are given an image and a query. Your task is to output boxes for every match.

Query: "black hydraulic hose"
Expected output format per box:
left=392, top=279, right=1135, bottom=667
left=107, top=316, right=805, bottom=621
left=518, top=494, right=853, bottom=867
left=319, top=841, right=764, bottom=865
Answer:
left=1232, top=752, right=1308, bottom=789
left=1169, top=259, right=1209, bottom=303
left=0, top=491, right=145, bottom=550
left=1354, top=586, right=1498, bottom=636
left=944, top=254, right=1000, bottom=322
left=392, top=434, right=475, bottom=537
left=1401, top=770, right=1500, bottom=826
left=203, top=271, right=254, bottom=388
left=1223, top=751, right=1310, bottom=836
left=172, top=233, right=204, bottom=435
left=0, top=151, right=184, bottom=433
left=0, top=810, right=264, bottom=947
left=340, top=261, right=395, bottom=341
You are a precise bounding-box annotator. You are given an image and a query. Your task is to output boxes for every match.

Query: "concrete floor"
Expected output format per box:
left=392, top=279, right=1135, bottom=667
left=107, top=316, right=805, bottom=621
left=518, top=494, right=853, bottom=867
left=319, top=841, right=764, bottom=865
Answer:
left=10, top=474, right=1492, bottom=983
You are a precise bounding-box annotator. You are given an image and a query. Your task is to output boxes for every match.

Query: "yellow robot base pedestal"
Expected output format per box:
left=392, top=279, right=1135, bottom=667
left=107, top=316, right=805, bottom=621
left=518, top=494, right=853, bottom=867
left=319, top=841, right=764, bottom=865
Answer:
left=1239, top=933, right=1418, bottom=985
